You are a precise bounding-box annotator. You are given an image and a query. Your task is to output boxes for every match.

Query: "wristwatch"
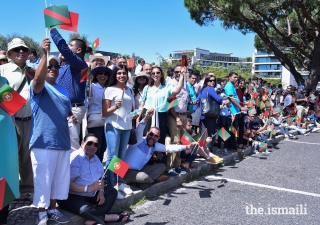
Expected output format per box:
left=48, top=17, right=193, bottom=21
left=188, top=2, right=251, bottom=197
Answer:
left=176, top=117, right=181, bottom=122
left=84, top=185, right=88, bottom=192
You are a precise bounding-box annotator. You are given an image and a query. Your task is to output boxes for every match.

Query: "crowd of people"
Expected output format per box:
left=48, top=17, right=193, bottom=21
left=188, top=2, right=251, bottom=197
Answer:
left=1, top=28, right=320, bottom=225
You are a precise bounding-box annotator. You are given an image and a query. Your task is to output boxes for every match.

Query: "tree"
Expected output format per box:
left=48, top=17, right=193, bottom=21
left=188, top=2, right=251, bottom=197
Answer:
left=69, top=33, right=90, bottom=45
left=184, top=0, right=320, bottom=88
left=0, top=34, right=42, bottom=57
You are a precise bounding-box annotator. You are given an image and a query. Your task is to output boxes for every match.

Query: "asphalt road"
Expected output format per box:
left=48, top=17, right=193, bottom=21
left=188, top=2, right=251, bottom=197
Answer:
left=112, top=132, right=320, bottom=225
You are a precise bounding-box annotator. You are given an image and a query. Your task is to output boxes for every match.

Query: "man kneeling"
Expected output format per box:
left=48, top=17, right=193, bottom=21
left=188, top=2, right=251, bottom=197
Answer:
left=58, top=134, right=129, bottom=225
left=123, top=108, right=195, bottom=190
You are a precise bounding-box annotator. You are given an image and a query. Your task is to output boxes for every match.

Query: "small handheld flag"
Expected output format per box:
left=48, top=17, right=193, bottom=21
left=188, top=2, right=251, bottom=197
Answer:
left=229, top=125, right=237, bottom=136
left=92, top=37, right=100, bottom=53
left=180, top=130, right=195, bottom=145
left=218, top=127, right=231, bottom=141
left=259, top=142, right=268, bottom=152
left=52, top=11, right=79, bottom=32
left=107, top=156, right=129, bottom=178
left=44, top=5, right=71, bottom=28
left=0, top=84, right=26, bottom=116
left=165, top=96, right=179, bottom=110
left=198, top=129, right=208, bottom=147
left=25, top=67, right=35, bottom=85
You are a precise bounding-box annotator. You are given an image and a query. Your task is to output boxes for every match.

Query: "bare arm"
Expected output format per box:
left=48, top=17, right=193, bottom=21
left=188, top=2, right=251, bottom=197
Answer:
left=102, top=99, right=121, bottom=117
left=171, top=67, right=186, bottom=95
left=32, top=38, right=50, bottom=94
left=69, top=177, right=103, bottom=193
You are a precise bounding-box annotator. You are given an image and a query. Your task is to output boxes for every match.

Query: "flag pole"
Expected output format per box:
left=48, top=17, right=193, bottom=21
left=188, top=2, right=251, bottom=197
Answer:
left=44, top=0, right=49, bottom=66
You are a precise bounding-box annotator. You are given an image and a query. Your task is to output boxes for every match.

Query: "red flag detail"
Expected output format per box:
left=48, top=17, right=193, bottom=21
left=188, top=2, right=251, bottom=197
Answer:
left=44, top=8, right=71, bottom=24
left=52, top=12, right=79, bottom=32
left=127, top=58, right=134, bottom=69
left=198, top=129, right=207, bottom=147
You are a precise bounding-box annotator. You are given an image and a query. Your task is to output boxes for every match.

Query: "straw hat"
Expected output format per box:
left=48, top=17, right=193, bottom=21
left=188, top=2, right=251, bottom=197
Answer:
left=89, top=53, right=110, bottom=64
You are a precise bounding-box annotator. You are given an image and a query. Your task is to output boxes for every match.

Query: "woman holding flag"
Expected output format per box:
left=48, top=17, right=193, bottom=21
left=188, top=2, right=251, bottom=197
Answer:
left=102, top=65, right=137, bottom=199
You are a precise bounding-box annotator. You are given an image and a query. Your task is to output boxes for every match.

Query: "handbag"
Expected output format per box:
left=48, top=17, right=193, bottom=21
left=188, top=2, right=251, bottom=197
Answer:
left=201, top=88, right=220, bottom=118
left=87, top=111, right=105, bottom=128
left=128, top=88, right=137, bottom=145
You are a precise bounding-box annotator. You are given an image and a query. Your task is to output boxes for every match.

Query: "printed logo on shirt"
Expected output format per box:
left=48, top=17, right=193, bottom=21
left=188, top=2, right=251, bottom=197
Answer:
left=3, top=92, right=13, bottom=101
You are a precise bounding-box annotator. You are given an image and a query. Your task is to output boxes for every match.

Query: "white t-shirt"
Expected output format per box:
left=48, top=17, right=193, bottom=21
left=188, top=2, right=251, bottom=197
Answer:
left=103, top=86, right=134, bottom=130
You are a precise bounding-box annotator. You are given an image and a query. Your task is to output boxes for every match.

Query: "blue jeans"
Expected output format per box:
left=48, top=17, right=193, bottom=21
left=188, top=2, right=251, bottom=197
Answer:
left=274, top=126, right=291, bottom=136
left=257, top=134, right=271, bottom=146
left=105, top=123, right=131, bottom=186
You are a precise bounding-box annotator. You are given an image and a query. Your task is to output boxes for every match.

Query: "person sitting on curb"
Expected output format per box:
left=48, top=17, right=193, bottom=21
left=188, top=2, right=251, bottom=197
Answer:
left=57, top=133, right=130, bottom=225
left=270, top=109, right=298, bottom=139
left=123, top=108, right=197, bottom=190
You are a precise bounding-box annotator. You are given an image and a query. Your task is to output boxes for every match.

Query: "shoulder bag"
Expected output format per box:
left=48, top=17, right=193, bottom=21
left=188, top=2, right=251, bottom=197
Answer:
left=201, top=88, right=220, bottom=118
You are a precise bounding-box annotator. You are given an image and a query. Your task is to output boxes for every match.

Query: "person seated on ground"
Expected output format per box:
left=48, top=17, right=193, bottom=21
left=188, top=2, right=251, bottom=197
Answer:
left=180, top=119, right=223, bottom=170
left=57, top=133, right=129, bottom=225
left=123, top=108, right=196, bottom=190
left=270, top=109, right=298, bottom=139
left=254, top=112, right=279, bottom=149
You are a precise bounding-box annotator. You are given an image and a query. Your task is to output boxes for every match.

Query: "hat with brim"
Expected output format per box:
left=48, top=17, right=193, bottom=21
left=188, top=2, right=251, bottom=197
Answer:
left=91, top=66, right=112, bottom=77
left=7, top=38, right=30, bottom=59
left=89, top=53, right=110, bottom=64
left=0, top=55, right=7, bottom=60
left=48, top=55, right=60, bottom=65
left=133, top=72, right=150, bottom=82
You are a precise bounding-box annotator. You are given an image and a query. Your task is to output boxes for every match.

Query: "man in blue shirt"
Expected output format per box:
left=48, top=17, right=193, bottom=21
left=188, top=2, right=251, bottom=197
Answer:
left=26, top=48, right=41, bottom=69
left=123, top=108, right=195, bottom=190
left=50, top=28, right=88, bottom=143
left=224, top=72, right=246, bottom=153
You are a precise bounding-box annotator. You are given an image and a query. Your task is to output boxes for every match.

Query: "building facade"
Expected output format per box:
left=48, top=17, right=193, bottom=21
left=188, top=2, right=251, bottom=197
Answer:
left=251, top=49, right=282, bottom=78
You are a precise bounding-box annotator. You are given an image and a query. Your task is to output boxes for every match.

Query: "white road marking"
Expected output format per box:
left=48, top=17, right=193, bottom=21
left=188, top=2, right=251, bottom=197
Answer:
left=283, top=140, right=320, bottom=145
left=206, top=175, right=320, bottom=198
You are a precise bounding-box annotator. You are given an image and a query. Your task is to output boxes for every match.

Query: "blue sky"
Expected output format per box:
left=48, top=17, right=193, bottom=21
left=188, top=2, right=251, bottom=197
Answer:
left=1, top=0, right=255, bottom=64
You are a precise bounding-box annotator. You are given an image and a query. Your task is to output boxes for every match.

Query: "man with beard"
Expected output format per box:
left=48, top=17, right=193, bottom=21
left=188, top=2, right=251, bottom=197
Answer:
left=123, top=108, right=195, bottom=190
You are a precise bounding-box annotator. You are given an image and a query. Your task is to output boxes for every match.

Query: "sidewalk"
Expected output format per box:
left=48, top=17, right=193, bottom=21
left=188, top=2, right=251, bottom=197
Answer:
left=7, top=132, right=295, bottom=225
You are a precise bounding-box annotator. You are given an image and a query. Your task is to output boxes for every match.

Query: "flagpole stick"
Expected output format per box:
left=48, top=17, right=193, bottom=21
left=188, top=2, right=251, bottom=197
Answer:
left=211, top=131, right=218, bottom=138
left=102, top=168, right=108, bottom=179
left=46, top=28, right=50, bottom=66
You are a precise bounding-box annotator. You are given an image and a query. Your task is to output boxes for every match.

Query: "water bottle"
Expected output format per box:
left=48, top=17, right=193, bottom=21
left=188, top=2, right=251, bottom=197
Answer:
left=68, top=117, right=78, bottom=139
left=125, top=108, right=142, bottom=121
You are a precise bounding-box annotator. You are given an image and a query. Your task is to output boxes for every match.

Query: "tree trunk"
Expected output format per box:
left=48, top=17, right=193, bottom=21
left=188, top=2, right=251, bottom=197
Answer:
left=306, top=35, right=320, bottom=89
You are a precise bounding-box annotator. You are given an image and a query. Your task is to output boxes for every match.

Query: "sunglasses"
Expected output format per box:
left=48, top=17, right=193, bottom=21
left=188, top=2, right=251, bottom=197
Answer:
left=148, top=131, right=159, bottom=139
left=48, top=64, right=60, bottom=69
left=86, top=141, right=98, bottom=147
left=117, top=72, right=127, bottom=75
left=97, top=71, right=109, bottom=76
left=12, top=47, right=29, bottom=53
left=248, top=115, right=255, bottom=118
left=151, top=71, right=161, bottom=75
left=209, top=80, right=216, bottom=82
left=174, top=71, right=181, bottom=74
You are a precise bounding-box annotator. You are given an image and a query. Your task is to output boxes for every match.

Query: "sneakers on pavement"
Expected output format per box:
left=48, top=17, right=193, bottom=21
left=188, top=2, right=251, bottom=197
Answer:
left=167, top=168, right=179, bottom=177
left=206, top=155, right=223, bottom=164
left=47, top=209, right=70, bottom=224
left=117, top=183, right=133, bottom=195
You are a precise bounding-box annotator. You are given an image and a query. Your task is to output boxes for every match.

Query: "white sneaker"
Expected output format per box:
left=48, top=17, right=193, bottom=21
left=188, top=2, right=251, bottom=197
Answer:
left=263, top=150, right=270, bottom=155
left=117, top=183, right=133, bottom=195
left=252, top=150, right=259, bottom=154
left=117, top=191, right=125, bottom=200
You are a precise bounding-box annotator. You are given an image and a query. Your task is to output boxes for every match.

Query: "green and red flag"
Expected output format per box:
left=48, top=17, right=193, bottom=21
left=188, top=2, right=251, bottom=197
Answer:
left=192, top=133, right=201, bottom=141
left=0, top=84, right=26, bottom=116
left=44, top=5, right=71, bottom=28
left=107, top=156, right=129, bottom=178
left=259, top=142, right=268, bottom=152
left=0, top=178, right=16, bottom=210
left=269, top=130, right=276, bottom=139
left=180, top=130, right=195, bottom=145
left=251, top=92, right=259, bottom=99
left=84, top=53, right=90, bottom=63
left=198, top=129, right=207, bottom=147
left=218, top=127, right=231, bottom=141
left=247, top=99, right=254, bottom=107
left=165, top=96, right=179, bottom=110
left=52, top=11, right=79, bottom=32
left=301, top=122, right=307, bottom=128
left=92, top=37, right=100, bottom=52
left=25, top=67, right=35, bottom=85
left=229, top=124, right=237, bottom=135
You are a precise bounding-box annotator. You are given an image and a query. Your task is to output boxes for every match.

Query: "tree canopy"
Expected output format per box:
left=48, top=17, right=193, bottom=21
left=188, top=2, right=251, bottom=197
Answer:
left=184, top=0, right=320, bottom=88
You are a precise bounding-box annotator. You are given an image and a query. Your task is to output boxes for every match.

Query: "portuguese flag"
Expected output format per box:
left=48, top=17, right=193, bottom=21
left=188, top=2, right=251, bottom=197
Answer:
left=0, top=84, right=26, bottom=116
left=107, top=156, right=129, bottom=178
left=198, top=129, right=207, bottom=147
left=259, top=142, right=268, bottom=152
left=44, top=5, right=71, bottom=27
left=0, top=178, right=16, bottom=210
left=218, top=127, right=230, bottom=141
left=165, top=96, right=179, bottom=110
left=180, top=130, right=195, bottom=145
left=52, top=11, right=79, bottom=32
left=92, top=37, right=100, bottom=52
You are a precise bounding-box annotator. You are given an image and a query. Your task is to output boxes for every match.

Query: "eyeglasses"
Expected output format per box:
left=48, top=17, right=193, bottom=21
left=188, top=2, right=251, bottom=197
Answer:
left=86, top=141, right=98, bottom=147
left=209, top=80, right=216, bottom=82
left=148, top=131, right=159, bottom=139
left=117, top=72, right=127, bottom=75
left=48, top=64, right=60, bottom=69
left=248, top=115, right=255, bottom=118
left=97, top=71, right=109, bottom=76
left=174, top=71, right=181, bottom=74
left=151, top=71, right=161, bottom=75
left=12, top=47, right=29, bottom=53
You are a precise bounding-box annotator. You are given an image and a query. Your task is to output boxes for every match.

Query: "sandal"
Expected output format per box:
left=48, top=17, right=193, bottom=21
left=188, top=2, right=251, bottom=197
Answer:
left=116, top=211, right=130, bottom=222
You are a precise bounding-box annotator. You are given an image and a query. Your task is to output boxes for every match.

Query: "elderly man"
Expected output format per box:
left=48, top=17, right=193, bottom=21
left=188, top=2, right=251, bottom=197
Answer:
left=142, top=63, right=152, bottom=76
left=89, top=53, right=110, bottom=69
left=0, top=54, right=8, bottom=65
left=57, top=133, right=129, bottom=225
left=0, top=38, right=34, bottom=197
left=123, top=108, right=195, bottom=190
left=50, top=28, right=88, bottom=143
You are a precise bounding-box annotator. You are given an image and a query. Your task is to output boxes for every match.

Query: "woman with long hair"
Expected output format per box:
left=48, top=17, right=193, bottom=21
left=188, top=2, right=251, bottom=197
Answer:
left=102, top=65, right=138, bottom=199
left=197, top=76, right=229, bottom=149
left=86, top=66, right=112, bottom=162
left=140, top=66, right=185, bottom=144
left=133, top=72, right=149, bottom=110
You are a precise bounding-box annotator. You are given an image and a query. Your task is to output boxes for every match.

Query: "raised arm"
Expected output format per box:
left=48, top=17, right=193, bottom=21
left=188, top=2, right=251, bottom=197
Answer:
left=171, top=67, right=186, bottom=95
left=32, top=38, right=50, bottom=94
